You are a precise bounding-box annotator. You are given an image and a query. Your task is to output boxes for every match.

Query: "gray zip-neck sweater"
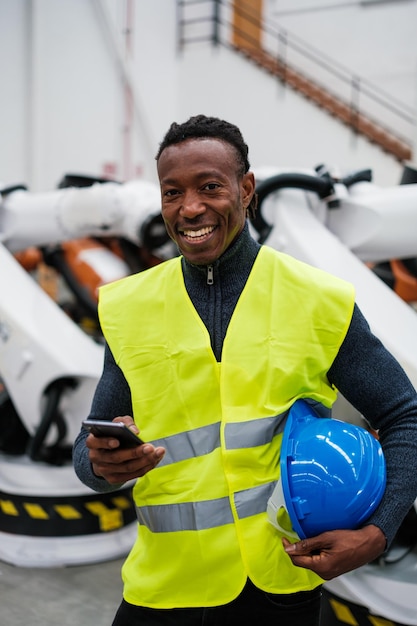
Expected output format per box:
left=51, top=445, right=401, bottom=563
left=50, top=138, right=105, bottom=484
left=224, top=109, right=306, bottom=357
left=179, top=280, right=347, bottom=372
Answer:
left=73, top=223, right=417, bottom=548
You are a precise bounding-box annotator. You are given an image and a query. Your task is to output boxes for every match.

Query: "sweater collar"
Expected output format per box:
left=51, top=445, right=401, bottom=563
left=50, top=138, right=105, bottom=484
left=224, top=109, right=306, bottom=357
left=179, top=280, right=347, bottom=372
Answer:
left=181, top=221, right=261, bottom=284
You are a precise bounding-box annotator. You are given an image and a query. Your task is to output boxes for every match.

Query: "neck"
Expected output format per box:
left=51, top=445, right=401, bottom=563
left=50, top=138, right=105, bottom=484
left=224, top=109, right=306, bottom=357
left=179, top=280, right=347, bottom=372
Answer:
left=182, top=222, right=260, bottom=281
left=181, top=222, right=261, bottom=360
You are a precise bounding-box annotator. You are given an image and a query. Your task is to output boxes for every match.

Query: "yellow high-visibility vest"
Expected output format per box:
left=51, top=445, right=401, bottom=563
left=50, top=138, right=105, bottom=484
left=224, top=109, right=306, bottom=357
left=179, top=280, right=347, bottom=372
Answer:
left=98, top=245, right=355, bottom=608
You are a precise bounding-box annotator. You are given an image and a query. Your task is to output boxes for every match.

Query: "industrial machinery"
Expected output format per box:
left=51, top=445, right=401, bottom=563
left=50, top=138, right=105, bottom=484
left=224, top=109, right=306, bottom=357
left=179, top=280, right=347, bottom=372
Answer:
left=1, top=163, right=417, bottom=624
left=0, top=175, right=173, bottom=567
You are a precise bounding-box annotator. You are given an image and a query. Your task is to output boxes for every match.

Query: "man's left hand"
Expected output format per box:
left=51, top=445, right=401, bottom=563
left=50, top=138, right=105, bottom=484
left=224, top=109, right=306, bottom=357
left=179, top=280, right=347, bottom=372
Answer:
left=282, top=524, right=386, bottom=580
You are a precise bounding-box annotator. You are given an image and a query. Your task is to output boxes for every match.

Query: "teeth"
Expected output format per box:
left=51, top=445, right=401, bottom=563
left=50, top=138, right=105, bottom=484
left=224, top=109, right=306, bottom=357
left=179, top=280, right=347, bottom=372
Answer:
left=183, top=226, right=214, bottom=238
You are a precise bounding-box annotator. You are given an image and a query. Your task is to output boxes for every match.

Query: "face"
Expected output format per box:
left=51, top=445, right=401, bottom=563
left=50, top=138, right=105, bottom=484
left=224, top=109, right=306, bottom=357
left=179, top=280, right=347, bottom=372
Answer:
left=157, top=138, right=255, bottom=265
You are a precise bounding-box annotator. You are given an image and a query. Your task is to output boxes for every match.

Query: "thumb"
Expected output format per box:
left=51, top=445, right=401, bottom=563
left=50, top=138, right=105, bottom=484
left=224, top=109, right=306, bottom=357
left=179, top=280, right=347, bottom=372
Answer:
left=282, top=536, right=317, bottom=555
left=282, top=536, right=299, bottom=553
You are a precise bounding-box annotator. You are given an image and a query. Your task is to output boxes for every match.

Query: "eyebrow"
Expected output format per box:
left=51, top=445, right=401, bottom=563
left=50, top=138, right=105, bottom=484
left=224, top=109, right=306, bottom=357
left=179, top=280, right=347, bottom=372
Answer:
left=160, top=170, right=227, bottom=185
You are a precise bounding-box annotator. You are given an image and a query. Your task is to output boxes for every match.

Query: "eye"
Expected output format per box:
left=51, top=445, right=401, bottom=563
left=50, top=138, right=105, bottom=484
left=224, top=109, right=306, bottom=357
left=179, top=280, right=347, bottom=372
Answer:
left=163, top=188, right=180, bottom=198
left=202, top=182, right=220, bottom=191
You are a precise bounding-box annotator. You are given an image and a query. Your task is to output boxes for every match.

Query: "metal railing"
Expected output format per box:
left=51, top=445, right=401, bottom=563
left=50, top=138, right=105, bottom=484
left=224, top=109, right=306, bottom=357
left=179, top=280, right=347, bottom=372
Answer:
left=177, top=0, right=415, bottom=161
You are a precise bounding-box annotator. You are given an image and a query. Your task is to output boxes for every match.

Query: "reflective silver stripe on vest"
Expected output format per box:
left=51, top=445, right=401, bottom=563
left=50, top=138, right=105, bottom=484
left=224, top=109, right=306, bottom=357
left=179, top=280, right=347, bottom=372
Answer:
left=153, top=422, right=221, bottom=467
left=225, top=414, right=286, bottom=449
left=234, top=482, right=275, bottom=518
left=152, top=414, right=287, bottom=467
left=135, top=481, right=277, bottom=532
left=136, top=496, right=234, bottom=532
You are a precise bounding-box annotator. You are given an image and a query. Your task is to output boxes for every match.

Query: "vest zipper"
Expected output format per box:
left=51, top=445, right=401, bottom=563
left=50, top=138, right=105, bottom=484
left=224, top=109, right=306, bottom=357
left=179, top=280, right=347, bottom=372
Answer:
left=207, top=265, right=214, bottom=285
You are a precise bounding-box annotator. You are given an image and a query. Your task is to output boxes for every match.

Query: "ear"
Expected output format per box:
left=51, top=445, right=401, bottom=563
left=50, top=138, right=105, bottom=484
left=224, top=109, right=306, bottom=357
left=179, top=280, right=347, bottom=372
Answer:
left=241, top=171, right=256, bottom=210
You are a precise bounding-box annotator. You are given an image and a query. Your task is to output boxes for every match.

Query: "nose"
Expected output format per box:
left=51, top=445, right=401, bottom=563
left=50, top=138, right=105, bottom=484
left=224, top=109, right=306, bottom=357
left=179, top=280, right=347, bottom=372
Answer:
left=180, top=191, right=206, bottom=218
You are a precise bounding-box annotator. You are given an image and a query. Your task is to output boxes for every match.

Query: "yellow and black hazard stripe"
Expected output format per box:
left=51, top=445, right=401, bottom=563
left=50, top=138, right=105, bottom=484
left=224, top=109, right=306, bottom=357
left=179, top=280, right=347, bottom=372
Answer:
left=0, top=486, right=136, bottom=536
left=322, top=589, right=406, bottom=626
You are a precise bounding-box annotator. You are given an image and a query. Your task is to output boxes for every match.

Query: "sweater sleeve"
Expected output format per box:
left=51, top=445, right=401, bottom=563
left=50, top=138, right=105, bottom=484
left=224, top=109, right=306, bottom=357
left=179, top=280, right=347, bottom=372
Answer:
left=72, top=342, right=133, bottom=493
left=328, top=304, right=417, bottom=547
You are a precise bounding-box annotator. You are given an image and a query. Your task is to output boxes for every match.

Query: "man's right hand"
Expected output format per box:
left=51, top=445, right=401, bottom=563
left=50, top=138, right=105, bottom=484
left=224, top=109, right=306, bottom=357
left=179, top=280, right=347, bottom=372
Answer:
left=86, top=415, right=166, bottom=484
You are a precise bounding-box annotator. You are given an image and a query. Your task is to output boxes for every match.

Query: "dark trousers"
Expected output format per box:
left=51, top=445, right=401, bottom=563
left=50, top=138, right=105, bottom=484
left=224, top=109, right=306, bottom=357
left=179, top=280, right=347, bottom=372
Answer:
left=111, top=579, right=322, bottom=626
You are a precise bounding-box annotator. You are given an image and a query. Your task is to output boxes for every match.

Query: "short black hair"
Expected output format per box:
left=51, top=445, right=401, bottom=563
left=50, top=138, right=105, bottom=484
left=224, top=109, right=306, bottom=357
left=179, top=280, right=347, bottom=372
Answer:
left=156, top=114, right=257, bottom=215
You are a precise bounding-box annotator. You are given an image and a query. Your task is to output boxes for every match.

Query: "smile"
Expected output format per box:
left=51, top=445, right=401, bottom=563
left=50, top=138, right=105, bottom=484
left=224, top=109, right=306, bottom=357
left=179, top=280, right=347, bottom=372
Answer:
left=182, top=226, right=215, bottom=240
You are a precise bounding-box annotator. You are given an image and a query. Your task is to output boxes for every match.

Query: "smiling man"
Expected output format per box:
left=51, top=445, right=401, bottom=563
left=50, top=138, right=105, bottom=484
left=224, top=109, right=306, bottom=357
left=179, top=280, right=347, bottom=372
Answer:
left=73, top=115, right=417, bottom=626
left=157, top=133, right=254, bottom=266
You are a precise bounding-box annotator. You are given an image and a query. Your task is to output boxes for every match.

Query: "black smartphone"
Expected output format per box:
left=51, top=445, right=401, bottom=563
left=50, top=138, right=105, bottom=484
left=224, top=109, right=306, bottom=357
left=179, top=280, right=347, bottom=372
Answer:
left=82, top=419, right=145, bottom=448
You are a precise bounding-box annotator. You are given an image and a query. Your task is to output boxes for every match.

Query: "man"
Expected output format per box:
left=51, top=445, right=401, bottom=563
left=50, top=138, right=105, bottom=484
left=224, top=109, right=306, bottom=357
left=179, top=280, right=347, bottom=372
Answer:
left=73, top=115, right=417, bottom=625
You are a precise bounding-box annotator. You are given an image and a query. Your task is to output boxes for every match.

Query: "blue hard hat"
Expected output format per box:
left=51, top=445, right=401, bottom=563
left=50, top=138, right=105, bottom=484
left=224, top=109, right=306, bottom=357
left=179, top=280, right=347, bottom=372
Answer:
left=268, top=399, right=386, bottom=539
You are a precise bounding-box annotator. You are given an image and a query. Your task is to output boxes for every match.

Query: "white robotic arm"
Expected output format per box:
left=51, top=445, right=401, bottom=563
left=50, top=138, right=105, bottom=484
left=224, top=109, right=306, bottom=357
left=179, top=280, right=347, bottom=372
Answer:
left=0, top=177, right=171, bottom=567
left=0, top=177, right=168, bottom=456
left=0, top=179, right=162, bottom=252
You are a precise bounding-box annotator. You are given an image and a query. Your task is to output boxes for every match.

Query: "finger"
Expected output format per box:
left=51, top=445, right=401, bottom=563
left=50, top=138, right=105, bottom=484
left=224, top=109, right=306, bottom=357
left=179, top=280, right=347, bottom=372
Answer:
left=113, top=415, right=139, bottom=433
left=85, top=433, right=121, bottom=450
left=283, top=537, right=320, bottom=556
left=93, top=455, right=160, bottom=483
left=90, top=444, right=165, bottom=482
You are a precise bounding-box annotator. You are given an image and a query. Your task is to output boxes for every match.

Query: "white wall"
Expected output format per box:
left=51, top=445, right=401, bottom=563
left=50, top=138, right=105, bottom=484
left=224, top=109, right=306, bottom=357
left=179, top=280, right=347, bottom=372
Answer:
left=263, top=0, right=417, bottom=145
left=0, top=0, right=414, bottom=192
left=177, top=44, right=404, bottom=185
left=0, top=1, right=29, bottom=188
left=0, top=0, right=179, bottom=190
left=265, top=0, right=417, bottom=110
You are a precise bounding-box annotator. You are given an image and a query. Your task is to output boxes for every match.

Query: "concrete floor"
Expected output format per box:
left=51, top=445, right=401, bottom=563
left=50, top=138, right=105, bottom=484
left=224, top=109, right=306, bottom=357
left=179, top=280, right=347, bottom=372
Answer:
left=0, top=556, right=124, bottom=625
